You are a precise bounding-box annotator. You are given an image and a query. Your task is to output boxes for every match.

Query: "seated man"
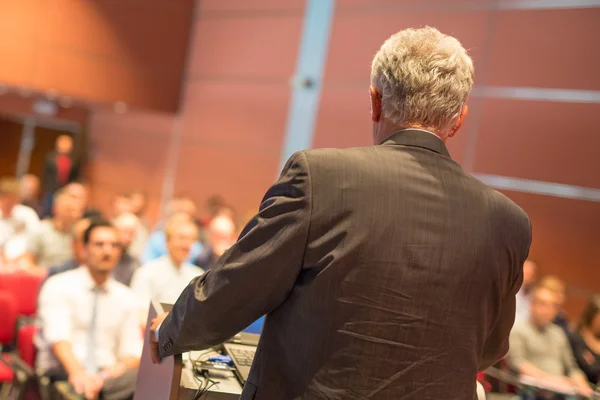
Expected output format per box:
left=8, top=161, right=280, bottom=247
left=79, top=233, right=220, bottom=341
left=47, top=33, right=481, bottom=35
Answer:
left=194, top=214, right=236, bottom=271
left=25, top=188, right=83, bottom=270
left=112, top=213, right=142, bottom=286
left=141, top=196, right=202, bottom=263
left=509, top=285, right=593, bottom=397
left=46, top=217, right=91, bottom=279
left=36, top=220, right=142, bottom=400
left=131, top=213, right=204, bottom=321
left=0, top=177, right=40, bottom=265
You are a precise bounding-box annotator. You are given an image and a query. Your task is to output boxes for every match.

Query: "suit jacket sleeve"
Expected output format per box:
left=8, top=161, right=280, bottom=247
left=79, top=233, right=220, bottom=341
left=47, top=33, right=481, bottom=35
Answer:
left=479, top=215, right=532, bottom=371
left=159, top=151, right=312, bottom=357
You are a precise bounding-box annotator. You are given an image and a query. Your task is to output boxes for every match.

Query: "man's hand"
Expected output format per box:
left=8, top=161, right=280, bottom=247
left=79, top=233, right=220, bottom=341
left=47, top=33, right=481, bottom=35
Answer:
left=100, top=363, right=126, bottom=381
left=149, top=312, right=169, bottom=364
left=68, top=370, right=103, bottom=400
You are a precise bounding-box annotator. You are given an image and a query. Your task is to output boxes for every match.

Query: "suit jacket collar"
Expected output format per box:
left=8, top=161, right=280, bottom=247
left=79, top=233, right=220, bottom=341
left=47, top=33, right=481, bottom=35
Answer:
left=382, top=129, right=451, bottom=158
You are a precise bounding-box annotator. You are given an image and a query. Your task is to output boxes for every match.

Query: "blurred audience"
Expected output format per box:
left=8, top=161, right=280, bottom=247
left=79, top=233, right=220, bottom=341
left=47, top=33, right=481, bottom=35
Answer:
left=19, top=173, right=42, bottom=216
left=66, top=182, right=103, bottom=220
left=142, top=196, right=201, bottom=263
left=112, top=213, right=142, bottom=286
left=571, top=297, right=600, bottom=385
left=25, top=188, right=83, bottom=270
left=42, top=135, right=81, bottom=217
left=538, top=275, right=569, bottom=334
left=0, top=177, right=40, bottom=265
left=516, top=259, right=538, bottom=322
left=131, top=213, right=204, bottom=320
left=112, top=193, right=134, bottom=217
left=36, top=220, right=141, bottom=400
left=195, top=214, right=236, bottom=271
left=129, top=190, right=149, bottom=229
left=46, top=217, right=92, bottom=280
left=111, top=193, right=148, bottom=262
left=509, top=286, right=593, bottom=397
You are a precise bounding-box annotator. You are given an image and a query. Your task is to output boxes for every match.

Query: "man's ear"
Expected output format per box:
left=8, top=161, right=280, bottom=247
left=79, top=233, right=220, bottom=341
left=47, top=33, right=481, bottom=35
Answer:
left=449, top=104, right=468, bottom=138
left=370, top=86, right=382, bottom=123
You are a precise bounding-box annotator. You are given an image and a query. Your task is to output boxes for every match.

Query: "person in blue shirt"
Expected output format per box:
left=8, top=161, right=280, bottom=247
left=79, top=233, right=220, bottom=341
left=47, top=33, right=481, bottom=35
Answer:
left=142, top=196, right=202, bottom=263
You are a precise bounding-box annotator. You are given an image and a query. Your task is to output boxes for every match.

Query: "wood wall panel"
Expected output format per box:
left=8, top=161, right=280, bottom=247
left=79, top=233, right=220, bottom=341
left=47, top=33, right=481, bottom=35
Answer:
left=198, top=0, right=305, bottom=13
left=181, top=81, right=289, bottom=153
left=189, top=15, right=303, bottom=80
left=0, top=0, right=193, bottom=112
left=487, top=9, right=600, bottom=90
left=173, top=144, right=279, bottom=216
left=473, top=99, right=600, bottom=188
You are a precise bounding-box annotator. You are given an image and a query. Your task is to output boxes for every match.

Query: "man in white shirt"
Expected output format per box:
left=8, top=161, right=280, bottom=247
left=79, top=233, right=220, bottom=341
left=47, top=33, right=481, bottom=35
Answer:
left=25, top=188, right=83, bottom=270
left=131, top=213, right=204, bottom=321
left=0, top=177, right=40, bottom=265
left=36, top=220, right=142, bottom=400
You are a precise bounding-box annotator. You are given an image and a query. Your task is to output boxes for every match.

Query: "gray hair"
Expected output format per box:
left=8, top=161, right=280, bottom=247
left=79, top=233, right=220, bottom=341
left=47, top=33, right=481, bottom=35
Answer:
left=371, top=27, right=474, bottom=135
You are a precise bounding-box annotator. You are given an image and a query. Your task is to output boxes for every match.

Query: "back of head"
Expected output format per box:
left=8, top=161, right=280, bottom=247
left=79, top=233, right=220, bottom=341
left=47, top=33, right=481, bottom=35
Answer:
left=371, top=27, right=474, bottom=138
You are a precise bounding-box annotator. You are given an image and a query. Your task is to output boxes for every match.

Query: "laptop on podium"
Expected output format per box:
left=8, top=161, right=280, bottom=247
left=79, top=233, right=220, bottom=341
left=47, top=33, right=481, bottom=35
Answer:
left=222, top=316, right=264, bottom=384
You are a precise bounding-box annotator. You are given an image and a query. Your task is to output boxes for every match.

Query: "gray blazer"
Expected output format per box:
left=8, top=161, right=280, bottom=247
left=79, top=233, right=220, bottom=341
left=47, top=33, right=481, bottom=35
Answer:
left=158, top=129, right=532, bottom=400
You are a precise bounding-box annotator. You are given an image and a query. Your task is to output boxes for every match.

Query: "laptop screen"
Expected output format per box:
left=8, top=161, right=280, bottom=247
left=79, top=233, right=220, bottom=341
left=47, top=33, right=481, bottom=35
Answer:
left=242, top=316, right=264, bottom=334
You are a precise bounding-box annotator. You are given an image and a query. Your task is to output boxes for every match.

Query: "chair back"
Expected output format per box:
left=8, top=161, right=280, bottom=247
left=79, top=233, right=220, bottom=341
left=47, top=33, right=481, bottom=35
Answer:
left=18, top=325, right=37, bottom=368
left=0, top=290, right=17, bottom=345
left=0, top=272, right=43, bottom=316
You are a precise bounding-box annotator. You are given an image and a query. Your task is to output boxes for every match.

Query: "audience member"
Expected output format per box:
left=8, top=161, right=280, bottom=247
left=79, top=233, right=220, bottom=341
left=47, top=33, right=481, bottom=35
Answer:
left=142, top=196, right=201, bottom=263
left=113, top=192, right=149, bottom=261
left=129, top=191, right=149, bottom=228
left=112, top=193, right=133, bottom=218
left=194, top=215, right=236, bottom=271
left=131, top=213, right=204, bottom=320
left=199, top=194, right=227, bottom=227
left=36, top=220, right=141, bottom=400
left=46, top=217, right=92, bottom=280
left=516, top=259, right=538, bottom=322
left=65, top=182, right=103, bottom=220
left=42, top=135, right=80, bottom=217
left=20, top=173, right=42, bottom=216
left=509, top=286, right=593, bottom=397
left=571, top=297, right=600, bottom=385
left=539, top=275, right=569, bottom=334
left=25, top=188, right=83, bottom=270
left=0, top=177, right=40, bottom=265
left=112, top=213, right=142, bottom=286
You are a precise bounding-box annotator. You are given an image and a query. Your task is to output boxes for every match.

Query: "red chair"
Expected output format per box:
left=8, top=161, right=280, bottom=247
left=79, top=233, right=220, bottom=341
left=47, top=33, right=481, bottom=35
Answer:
left=0, top=290, right=17, bottom=396
left=0, top=272, right=43, bottom=317
left=17, top=325, right=37, bottom=369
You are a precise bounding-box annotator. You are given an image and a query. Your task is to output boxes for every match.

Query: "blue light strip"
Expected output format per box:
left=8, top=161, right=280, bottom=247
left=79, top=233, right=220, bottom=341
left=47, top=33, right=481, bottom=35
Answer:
left=279, top=0, right=335, bottom=169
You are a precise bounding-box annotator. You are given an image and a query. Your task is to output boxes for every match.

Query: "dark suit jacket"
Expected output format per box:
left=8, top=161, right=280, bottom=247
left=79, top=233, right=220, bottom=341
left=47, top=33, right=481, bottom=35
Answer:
left=42, top=152, right=80, bottom=193
left=159, top=130, right=532, bottom=400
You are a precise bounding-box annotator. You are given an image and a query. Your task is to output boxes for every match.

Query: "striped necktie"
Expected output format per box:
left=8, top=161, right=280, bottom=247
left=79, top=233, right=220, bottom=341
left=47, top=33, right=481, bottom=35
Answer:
left=84, top=286, right=100, bottom=373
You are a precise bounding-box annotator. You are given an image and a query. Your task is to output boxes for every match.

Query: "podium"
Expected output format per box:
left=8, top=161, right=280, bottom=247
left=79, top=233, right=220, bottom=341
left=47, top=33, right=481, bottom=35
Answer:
left=134, top=302, right=242, bottom=400
left=134, top=301, right=182, bottom=400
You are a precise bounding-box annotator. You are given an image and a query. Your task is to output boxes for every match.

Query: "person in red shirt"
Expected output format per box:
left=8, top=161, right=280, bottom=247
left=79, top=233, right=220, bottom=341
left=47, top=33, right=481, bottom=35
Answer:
left=42, top=135, right=80, bottom=217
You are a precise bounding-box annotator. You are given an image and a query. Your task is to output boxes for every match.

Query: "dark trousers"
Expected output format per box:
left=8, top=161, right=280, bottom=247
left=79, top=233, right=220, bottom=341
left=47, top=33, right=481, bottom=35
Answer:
left=45, top=367, right=137, bottom=400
